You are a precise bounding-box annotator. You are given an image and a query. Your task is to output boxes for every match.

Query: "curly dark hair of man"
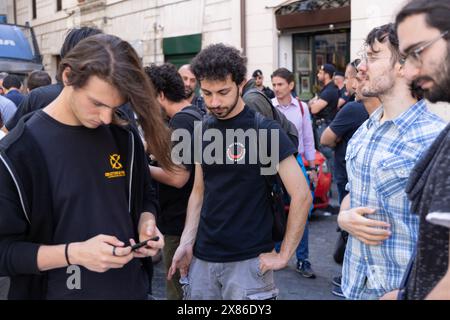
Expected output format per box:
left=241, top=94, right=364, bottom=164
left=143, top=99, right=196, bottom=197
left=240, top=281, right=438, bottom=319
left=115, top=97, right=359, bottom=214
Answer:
left=58, top=33, right=174, bottom=170
left=190, top=43, right=247, bottom=85
left=144, top=63, right=187, bottom=103
left=365, top=23, right=401, bottom=67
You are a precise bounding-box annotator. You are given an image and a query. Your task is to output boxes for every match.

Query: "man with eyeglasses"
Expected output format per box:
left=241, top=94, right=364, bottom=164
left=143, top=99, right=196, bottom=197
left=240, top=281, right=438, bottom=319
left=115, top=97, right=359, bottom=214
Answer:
left=388, top=0, right=450, bottom=300
left=336, top=23, right=446, bottom=300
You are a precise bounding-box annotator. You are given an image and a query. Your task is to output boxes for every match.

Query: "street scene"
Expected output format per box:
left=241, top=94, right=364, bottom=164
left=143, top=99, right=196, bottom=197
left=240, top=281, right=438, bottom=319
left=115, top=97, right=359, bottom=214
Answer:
left=0, top=0, right=449, bottom=301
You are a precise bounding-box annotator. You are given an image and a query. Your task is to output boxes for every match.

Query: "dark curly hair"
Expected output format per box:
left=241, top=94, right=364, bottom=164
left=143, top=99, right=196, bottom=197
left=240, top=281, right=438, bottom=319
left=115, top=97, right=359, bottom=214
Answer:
left=190, top=43, right=247, bottom=85
left=365, top=23, right=401, bottom=66
left=60, top=27, right=102, bottom=58
left=145, top=63, right=186, bottom=103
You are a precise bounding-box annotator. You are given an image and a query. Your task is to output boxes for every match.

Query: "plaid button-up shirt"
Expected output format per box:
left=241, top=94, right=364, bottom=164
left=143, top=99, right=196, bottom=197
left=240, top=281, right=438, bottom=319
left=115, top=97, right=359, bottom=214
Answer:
left=342, top=100, right=446, bottom=300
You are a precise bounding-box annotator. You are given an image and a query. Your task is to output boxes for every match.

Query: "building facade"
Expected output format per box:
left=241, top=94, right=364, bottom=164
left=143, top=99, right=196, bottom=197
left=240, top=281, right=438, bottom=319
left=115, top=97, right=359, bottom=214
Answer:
left=2, top=0, right=449, bottom=119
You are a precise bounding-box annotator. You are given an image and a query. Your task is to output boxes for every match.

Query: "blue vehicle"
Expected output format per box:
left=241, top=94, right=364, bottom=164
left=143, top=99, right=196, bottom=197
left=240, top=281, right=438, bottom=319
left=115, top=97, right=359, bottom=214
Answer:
left=0, top=23, right=43, bottom=76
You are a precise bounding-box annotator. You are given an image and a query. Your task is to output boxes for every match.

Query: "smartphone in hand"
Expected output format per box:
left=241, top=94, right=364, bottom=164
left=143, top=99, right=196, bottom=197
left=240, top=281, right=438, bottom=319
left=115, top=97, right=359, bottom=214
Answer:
left=131, top=236, right=160, bottom=251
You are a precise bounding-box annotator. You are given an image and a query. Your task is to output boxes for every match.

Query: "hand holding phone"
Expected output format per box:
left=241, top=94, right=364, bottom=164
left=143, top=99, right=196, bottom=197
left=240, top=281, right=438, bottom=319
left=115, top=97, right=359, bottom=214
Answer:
left=131, top=236, right=160, bottom=251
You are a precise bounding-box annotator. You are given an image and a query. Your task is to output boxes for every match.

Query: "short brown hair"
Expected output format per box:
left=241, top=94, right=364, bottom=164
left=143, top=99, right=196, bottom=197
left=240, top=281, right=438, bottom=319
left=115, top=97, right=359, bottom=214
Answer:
left=27, top=71, right=51, bottom=91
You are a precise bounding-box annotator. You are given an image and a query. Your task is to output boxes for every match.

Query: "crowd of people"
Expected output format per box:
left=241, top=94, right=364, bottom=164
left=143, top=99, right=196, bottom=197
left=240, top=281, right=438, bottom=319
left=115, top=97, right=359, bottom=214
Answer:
left=0, top=0, right=448, bottom=300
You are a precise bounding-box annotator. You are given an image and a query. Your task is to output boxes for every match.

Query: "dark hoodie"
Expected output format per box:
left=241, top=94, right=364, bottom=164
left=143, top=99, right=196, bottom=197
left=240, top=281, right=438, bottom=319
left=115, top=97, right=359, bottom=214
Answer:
left=404, top=123, right=450, bottom=300
left=0, top=112, right=158, bottom=299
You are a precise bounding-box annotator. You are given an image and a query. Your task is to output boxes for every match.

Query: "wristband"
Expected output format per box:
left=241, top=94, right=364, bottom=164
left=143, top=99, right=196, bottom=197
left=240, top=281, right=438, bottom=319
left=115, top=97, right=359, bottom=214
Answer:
left=65, top=243, right=72, bottom=266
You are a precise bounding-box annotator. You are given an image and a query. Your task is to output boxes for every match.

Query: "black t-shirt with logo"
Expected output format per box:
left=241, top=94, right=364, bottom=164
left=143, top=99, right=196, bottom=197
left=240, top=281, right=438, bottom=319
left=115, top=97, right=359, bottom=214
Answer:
left=316, top=81, right=340, bottom=122
left=194, top=106, right=296, bottom=262
left=157, top=106, right=200, bottom=236
left=27, top=110, right=148, bottom=300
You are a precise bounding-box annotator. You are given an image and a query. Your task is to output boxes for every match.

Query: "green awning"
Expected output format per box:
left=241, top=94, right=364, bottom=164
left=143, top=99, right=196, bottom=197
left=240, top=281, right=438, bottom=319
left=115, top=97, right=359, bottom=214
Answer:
left=163, top=34, right=202, bottom=55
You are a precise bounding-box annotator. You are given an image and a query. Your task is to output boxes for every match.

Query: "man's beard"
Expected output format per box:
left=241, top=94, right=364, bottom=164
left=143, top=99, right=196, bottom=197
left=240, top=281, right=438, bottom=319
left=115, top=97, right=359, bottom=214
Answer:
left=184, top=86, right=194, bottom=99
left=362, top=74, right=395, bottom=98
left=207, top=87, right=240, bottom=119
left=410, top=79, right=424, bottom=100
left=417, top=50, right=450, bottom=103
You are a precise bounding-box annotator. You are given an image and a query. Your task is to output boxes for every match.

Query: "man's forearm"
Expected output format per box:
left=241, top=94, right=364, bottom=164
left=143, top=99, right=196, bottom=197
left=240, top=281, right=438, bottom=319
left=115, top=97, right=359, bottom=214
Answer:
left=321, top=139, right=336, bottom=148
left=340, top=193, right=350, bottom=211
left=138, top=212, right=156, bottom=232
left=179, top=193, right=203, bottom=247
left=278, top=192, right=312, bottom=262
left=37, top=244, right=69, bottom=271
left=149, top=165, right=189, bottom=188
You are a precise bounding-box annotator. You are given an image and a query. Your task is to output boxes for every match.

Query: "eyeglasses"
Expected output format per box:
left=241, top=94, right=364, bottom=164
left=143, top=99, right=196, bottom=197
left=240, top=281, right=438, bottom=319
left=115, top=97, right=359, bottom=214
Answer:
left=400, top=30, right=448, bottom=66
left=358, top=51, right=392, bottom=65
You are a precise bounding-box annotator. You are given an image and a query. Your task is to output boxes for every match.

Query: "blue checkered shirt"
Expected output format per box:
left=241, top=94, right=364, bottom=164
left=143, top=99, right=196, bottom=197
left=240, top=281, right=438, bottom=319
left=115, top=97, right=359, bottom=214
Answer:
left=342, top=100, right=446, bottom=300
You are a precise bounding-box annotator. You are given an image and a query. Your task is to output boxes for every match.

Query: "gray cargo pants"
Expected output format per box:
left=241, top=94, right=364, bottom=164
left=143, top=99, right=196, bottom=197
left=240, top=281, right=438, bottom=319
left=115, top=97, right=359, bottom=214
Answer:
left=182, top=256, right=278, bottom=300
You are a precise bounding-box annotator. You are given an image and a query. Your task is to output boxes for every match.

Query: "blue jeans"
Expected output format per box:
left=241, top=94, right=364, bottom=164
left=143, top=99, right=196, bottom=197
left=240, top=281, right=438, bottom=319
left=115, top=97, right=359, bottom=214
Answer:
left=275, top=221, right=309, bottom=261
left=275, top=155, right=313, bottom=262
left=337, top=181, right=348, bottom=205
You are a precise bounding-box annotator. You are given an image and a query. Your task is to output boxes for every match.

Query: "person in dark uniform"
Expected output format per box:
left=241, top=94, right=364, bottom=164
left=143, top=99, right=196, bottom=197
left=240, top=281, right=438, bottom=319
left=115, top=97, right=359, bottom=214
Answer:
left=309, top=63, right=340, bottom=175
left=252, top=69, right=275, bottom=99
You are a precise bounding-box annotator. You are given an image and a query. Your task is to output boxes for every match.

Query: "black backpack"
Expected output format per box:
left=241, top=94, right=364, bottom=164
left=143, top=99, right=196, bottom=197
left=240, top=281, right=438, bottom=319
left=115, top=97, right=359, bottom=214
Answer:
left=177, top=107, right=203, bottom=121
left=243, top=88, right=299, bottom=150
left=253, top=112, right=287, bottom=242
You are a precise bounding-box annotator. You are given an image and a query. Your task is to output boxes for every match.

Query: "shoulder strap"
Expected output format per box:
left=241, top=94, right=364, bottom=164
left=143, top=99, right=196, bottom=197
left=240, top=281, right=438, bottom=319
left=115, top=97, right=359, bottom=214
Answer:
left=244, top=88, right=277, bottom=119
left=296, top=97, right=305, bottom=117
left=253, top=112, right=277, bottom=189
left=178, top=108, right=203, bottom=121
left=253, top=110, right=266, bottom=131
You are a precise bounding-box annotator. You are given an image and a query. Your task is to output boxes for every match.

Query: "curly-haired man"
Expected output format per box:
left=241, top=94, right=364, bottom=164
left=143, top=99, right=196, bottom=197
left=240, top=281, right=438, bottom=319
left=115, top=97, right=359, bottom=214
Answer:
left=168, top=43, right=312, bottom=300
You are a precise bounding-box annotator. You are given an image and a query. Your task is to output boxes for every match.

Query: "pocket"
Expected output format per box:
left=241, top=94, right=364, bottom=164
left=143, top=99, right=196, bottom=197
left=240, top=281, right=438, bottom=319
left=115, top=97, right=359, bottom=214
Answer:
left=253, top=257, right=263, bottom=277
left=344, top=142, right=363, bottom=178
left=345, top=140, right=363, bottom=162
left=374, top=155, right=414, bottom=199
left=366, top=265, right=389, bottom=292
left=244, top=285, right=279, bottom=300
left=180, top=276, right=191, bottom=300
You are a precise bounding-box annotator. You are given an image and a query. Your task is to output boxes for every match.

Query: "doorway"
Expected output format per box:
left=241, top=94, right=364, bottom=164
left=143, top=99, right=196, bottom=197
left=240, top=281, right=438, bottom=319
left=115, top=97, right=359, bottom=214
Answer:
left=293, top=29, right=350, bottom=100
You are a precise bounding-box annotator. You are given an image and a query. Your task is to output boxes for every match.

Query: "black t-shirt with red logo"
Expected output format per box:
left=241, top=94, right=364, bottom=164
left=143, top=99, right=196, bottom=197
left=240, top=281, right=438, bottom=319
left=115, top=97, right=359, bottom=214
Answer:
left=27, top=110, right=148, bottom=299
left=194, top=105, right=296, bottom=262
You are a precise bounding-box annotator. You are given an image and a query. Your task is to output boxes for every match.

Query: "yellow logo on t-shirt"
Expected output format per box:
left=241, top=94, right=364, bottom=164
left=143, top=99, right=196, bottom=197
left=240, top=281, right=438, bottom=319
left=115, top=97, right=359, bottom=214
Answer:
left=110, top=154, right=123, bottom=170
left=105, top=153, right=126, bottom=179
